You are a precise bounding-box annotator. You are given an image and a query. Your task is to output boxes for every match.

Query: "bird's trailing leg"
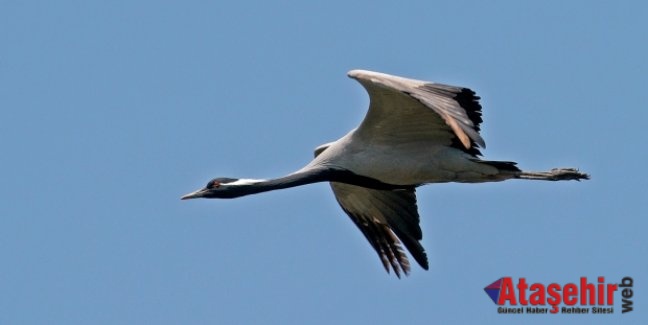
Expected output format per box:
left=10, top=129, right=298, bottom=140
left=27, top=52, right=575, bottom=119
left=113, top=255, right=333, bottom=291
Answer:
left=517, top=168, right=590, bottom=181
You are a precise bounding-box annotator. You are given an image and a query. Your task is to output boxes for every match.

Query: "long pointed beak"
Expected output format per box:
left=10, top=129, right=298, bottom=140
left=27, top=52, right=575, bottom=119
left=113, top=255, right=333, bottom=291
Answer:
left=181, top=188, right=206, bottom=200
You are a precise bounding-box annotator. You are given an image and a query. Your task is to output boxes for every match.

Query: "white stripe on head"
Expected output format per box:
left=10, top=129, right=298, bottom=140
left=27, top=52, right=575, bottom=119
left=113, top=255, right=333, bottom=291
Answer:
left=225, top=178, right=266, bottom=186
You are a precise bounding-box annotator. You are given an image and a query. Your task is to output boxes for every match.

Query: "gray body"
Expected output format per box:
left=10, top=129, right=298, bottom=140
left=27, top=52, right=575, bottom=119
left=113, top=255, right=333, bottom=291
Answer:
left=303, top=70, right=508, bottom=186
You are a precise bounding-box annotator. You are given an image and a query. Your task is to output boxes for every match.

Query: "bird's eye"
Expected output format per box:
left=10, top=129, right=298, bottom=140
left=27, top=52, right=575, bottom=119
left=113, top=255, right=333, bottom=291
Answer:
left=207, top=181, right=221, bottom=189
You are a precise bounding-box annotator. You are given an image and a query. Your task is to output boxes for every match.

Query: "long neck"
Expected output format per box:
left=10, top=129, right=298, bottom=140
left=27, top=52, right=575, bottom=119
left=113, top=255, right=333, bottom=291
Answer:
left=256, top=169, right=331, bottom=192
left=225, top=169, right=329, bottom=198
left=229, top=167, right=409, bottom=198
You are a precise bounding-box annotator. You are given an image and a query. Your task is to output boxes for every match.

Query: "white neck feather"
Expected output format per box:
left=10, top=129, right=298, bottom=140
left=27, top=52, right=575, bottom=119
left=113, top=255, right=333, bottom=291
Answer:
left=226, top=178, right=266, bottom=186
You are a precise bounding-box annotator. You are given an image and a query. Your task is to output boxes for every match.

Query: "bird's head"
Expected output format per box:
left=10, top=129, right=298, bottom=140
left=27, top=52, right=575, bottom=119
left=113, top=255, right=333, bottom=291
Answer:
left=181, top=177, right=262, bottom=199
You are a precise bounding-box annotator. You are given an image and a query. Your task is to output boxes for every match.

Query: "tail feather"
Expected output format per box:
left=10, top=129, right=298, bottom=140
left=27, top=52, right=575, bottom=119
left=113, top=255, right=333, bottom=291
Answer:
left=479, top=160, right=520, bottom=172
left=516, top=168, right=590, bottom=181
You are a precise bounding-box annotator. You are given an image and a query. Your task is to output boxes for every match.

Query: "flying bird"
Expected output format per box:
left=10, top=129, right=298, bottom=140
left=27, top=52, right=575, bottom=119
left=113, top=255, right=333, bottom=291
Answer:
left=182, top=70, right=589, bottom=277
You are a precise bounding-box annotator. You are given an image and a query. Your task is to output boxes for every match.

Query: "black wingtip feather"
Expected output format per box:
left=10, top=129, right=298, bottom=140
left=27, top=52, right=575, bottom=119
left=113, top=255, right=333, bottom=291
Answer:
left=418, top=84, right=486, bottom=157
left=342, top=206, right=414, bottom=277
left=452, top=88, right=485, bottom=156
left=454, top=88, right=483, bottom=133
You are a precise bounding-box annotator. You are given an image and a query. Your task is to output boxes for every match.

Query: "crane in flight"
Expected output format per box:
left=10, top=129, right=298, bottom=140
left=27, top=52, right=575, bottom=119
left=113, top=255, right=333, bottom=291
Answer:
left=182, top=70, right=589, bottom=277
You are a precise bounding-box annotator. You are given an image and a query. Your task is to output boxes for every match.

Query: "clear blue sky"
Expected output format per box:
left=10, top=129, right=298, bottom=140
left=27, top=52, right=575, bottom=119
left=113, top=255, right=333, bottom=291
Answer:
left=1, top=1, right=646, bottom=324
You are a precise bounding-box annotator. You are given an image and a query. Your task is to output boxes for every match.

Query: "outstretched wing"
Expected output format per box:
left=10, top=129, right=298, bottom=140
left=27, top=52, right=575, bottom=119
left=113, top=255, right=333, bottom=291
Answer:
left=330, top=183, right=428, bottom=277
left=348, top=69, right=485, bottom=156
left=314, top=144, right=428, bottom=277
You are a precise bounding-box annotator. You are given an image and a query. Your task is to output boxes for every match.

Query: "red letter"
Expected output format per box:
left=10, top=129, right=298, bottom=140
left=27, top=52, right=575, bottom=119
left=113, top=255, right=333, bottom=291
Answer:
left=517, top=278, right=529, bottom=305
left=529, top=283, right=546, bottom=305
left=580, top=277, right=595, bottom=305
left=498, top=277, right=517, bottom=305
left=607, top=283, right=618, bottom=305
left=597, top=277, right=605, bottom=305
left=564, top=283, right=578, bottom=305
left=547, top=283, right=562, bottom=306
